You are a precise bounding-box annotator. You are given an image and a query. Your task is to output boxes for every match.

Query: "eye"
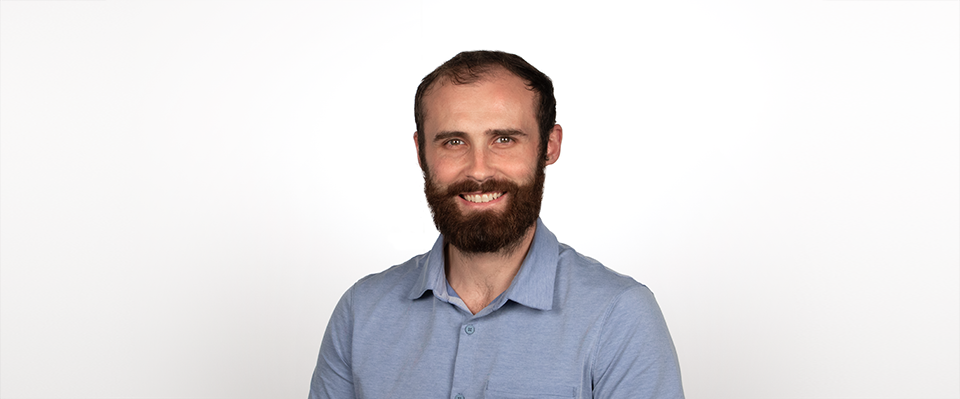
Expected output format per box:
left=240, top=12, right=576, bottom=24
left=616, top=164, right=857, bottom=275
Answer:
left=495, top=136, right=513, bottom=144
left=445, top=138, right=465, bottom=146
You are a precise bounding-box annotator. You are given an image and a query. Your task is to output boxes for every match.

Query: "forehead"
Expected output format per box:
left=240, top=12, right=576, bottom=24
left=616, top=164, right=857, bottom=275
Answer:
left=421, top=70, right=538, bottom=134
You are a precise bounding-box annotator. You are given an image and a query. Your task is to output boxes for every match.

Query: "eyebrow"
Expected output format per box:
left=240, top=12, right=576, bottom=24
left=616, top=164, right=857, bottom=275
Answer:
left=432, top=129, right=528, bottom=143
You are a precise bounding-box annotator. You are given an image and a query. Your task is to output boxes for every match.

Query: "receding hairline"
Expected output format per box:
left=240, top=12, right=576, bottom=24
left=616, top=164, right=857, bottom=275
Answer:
left=422, top=65, right=536, bottom=96
left=418, top=67, right=541, bottom=128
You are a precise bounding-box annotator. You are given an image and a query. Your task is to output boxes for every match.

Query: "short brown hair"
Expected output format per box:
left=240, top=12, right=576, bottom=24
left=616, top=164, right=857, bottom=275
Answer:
left=414, top=51, right=557, bottom=171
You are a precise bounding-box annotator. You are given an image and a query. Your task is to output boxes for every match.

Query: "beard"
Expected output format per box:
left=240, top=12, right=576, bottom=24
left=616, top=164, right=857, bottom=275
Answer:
left=424, top=162, right=546, bottom=254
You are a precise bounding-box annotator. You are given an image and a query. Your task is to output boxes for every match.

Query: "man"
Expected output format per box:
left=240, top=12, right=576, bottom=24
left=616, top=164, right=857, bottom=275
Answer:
left=310, top=51, right=684, bottom=399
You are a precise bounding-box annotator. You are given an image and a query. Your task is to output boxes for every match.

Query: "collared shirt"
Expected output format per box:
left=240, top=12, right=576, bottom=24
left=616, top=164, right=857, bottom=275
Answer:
left=310, top=219, right=684, bottom=399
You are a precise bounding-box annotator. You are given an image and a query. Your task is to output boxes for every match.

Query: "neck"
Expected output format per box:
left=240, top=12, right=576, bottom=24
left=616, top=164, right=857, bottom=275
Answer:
left=445, top=223, right=537, bottom=314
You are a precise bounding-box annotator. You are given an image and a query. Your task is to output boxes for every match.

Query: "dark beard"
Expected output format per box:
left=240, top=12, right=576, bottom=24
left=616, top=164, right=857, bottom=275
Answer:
left=424, top=165, right=545, bottom=254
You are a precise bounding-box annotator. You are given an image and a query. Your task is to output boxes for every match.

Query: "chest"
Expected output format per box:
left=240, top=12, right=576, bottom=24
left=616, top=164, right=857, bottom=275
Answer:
left=349, top=299, right=606, bottom=399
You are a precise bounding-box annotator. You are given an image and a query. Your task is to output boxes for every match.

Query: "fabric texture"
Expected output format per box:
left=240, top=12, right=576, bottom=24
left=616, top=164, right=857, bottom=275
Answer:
left=309, top=219, right=684, bottom=399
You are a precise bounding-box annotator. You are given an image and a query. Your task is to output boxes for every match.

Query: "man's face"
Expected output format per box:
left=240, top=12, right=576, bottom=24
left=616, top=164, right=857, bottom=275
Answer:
left=418, top=71, right=551, bottom=254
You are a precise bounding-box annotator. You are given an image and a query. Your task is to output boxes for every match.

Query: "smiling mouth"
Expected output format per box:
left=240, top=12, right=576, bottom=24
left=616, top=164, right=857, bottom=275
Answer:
left=460, top=192, right=505, bottom=203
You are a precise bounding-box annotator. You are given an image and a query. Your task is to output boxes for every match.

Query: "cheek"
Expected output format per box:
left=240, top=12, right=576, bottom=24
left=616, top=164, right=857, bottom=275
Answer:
left=504, top=149, right=541, bottom=176
left=425, top=157, right=462, bottom=183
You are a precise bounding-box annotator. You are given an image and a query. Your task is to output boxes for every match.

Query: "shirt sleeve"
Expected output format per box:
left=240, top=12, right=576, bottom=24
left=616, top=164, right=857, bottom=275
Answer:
left=592, top=284, right=685, bottom=399
left=309, top=286, right=357, bottom=399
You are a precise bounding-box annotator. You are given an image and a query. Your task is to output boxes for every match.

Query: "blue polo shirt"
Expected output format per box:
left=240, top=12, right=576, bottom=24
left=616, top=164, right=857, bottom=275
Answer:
left=310, top=219, right=684, bottom=399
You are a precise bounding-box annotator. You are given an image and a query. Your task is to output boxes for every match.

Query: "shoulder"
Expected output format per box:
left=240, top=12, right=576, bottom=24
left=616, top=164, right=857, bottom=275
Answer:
left=553, top=246, right=684, bottom=397
left=556, top=243, right=651, bottom=297
left=346, top=253, right=426, bottom=298
left=552, top=243, right=668, bottom=324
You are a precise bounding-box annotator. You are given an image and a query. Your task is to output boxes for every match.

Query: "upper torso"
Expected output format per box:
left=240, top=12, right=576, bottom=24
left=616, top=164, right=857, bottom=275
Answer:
left=311, top=220, right=684, bottom=399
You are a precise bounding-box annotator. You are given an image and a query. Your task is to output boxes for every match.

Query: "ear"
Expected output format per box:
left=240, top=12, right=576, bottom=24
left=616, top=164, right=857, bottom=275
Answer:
left=544, top=124, right=562, bottom=165
left=413, top=131, right=423, bottom=170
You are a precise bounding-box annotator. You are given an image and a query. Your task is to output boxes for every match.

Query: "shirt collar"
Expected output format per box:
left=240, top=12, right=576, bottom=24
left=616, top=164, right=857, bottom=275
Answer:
left=408, top=232, right=451, bottom=302
left=407, top=218, right=559, bottom=311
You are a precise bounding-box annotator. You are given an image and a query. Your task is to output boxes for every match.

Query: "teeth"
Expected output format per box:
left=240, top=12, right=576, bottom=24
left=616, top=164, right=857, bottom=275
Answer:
left=463, top=192, right=503, bottom=203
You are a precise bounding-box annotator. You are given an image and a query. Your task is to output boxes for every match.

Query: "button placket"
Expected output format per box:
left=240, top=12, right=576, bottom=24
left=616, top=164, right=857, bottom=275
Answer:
left=451, top=320, right=480, bottom=399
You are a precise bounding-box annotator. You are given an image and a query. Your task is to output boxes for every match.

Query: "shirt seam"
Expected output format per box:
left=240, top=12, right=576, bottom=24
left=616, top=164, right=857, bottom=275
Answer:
left=589, top=284, right=637, bottom=382
left=345, top=283, right=357, bottom=383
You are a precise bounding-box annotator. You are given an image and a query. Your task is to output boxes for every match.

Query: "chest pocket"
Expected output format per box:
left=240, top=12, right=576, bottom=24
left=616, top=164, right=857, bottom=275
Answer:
left=484, top=383, right=576, bottom=399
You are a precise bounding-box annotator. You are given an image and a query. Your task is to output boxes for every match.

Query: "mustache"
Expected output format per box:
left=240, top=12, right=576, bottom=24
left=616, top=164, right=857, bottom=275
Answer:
left=439, top=178, right=520, bottom=197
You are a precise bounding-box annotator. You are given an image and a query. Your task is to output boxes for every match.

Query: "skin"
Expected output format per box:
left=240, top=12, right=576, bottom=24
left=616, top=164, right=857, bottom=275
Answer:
left=414, top=69, right=562, bottom=314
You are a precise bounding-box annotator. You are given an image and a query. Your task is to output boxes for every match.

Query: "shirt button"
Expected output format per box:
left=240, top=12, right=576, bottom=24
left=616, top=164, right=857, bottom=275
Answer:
left=464, top=324, right=475, bottom=335
left=455, top=394, right=465, bottom=399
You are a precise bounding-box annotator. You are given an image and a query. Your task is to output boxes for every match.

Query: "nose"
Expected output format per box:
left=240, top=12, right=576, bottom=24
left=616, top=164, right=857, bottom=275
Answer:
left=465, top=147, right=494, bottom=182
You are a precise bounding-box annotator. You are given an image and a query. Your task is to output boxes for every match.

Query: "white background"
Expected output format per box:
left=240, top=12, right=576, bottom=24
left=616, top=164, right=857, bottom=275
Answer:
left=1, top=1, right=958, bottom=398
